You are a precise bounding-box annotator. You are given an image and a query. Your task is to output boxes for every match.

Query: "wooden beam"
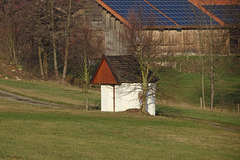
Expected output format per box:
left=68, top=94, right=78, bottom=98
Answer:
left=188, top=0, right=226, bottom=26
left=144, top=0, right=179, bottom=26
left=188, top=0, right=240, bottom=5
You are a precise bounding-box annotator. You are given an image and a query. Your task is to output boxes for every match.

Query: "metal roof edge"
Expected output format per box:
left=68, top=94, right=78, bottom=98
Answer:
left=95, top=1, right=235, bottom=30
left=144, top=0, right=179, bottom=26
left=143, top=25, right=233, bottom=30
left=187, top=0, right=225, bottom=26
left=95, top=0, right=131, bottom=27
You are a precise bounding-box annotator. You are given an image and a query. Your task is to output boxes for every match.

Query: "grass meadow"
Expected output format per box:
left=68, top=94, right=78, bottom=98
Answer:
left=0, top=79, right=100, bottom=108
left=0, top=79, right=240, bottom=159
left=174, top=73, right=240, bottom=111
left=167, top=55, right=240, bottom=111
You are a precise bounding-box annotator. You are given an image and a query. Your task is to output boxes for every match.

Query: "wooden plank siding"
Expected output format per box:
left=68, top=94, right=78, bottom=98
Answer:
left=102, top=9, right=126, bottom=55
left=75, top=1, right=234, bottom=56
left=100, top=9, right=231, bottom=56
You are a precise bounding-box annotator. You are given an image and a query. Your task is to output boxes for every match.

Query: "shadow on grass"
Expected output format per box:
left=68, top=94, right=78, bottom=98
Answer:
left=89, top=105, right=101, bottom=111
left=156, top=105, right=184, bottom=116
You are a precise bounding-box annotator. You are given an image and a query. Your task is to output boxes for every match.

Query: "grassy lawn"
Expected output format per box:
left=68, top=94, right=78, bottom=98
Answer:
left=0, top=78, right=240, bottom=159
left=0, top=99, right=240, bottom=160
left=159, top=55, right=240, bottom=111
left=157, top=105, right=240, bottom=127
left=0, top=79, right=100, bottom=109
left=171, top=72, right=240, bottom=111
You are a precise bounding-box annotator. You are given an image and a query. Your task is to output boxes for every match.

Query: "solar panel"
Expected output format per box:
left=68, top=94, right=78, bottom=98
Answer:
left=102, top=0, right=176, bottom=26
left=147, top=0, right=219, bottom=26
left=203, top=5, right=240, bottom=24
left=101, top=0, right=221, bottom=27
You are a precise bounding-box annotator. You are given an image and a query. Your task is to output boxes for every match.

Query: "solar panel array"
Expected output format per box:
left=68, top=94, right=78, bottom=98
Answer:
left=203, top=5, right=240, bottom=24
left=102, top=0, right=175, bottom=26
left=101, top=0, right=219, bottom=27
left=147, top=0, right=219, bottom=26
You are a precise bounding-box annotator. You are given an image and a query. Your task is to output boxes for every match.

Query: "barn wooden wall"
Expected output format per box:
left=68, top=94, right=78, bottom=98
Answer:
left=100, top=8, right=231, bottom=56
left=78, top=1, right=233, bottom=56
left=102, top=9, right=125, bottom=55
left=155, top=29, right=230, bottom=55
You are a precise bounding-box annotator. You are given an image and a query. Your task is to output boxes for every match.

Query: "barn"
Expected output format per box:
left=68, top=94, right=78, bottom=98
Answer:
left=95, top=0, right=240, bottom=55
left=54, top=0, right=239, bottom=56
left=91, top=54, right=157, bottom=116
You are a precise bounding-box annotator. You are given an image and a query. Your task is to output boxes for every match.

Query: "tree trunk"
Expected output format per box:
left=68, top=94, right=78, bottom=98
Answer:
left=62, top=40, right=69, bottom=82
left=62, top=0, right=72, bottom=83
left=201, top=73, right=206, bottom=109
left=10, top=34, right=17, bottom=65
left=85, top=91, right=89, bottom=111
left=84, top=54, right=89, bottom=111
left=38, top=38, right=45, bottom=79
left=52, top=34, right=59, bottom=81
left=201, top=55, right=206, bottom=109
left=50, top=0, right=59, bottom=81
left=210, top=20, right=214, bottom=110
left=198, top=29, right=206, bottom=109
left=43, top=47, right=49, bottom=81
left=210, top=56, right=214, bottom=110
left=12, top=47, right=17, bottom=65
left=142, top=89, right=147, bottom=114
left=141, top=75, right=148, bottom=114
left=209, top=12, right=215, bottom=110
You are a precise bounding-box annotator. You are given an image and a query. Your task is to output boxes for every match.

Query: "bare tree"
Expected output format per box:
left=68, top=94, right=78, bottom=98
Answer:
left=123, top=11, right=162, bottom=114
left=71, top=21, right=103, bottom=110
left=197, top=29, right=206, bottom=109
left=33, top=0, right=53, bottom=80
left=50, top=0, right=59, bottom=81
left=21, top=0, right=54, bottom=80
left=0, top=0, right=28, bottom=65
left=38, top=38, right=45, bottom=79
left=193, top=0, right=232, bottom=110
left=62, top=0, right=72, bottom=83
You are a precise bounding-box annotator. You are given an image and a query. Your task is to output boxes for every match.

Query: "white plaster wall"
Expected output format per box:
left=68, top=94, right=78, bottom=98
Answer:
left=101, top=83, right=156, bottom=116
left=146, top=83, right=156, bottom=116
left=115, top=83, right=141, bottom=112
left=101, top=85, right=113, bottom=112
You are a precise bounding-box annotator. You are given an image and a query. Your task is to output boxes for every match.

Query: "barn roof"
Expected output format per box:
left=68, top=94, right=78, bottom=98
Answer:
left=96, top=0, right=240, bottom=28
left=202, top=5, right=240, bottom=24
left=91, top=54, right=157, bottom=84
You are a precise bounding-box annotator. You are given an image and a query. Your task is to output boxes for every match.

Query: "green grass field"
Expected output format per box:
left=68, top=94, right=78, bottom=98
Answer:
left=0, top=79, right=240, bottom=159
left=1, top=99, right=240, bottom=160
left=156, top=70, right=240, bottom=111
left=174, top=73, right=240, bottom=111
left=168, top=56, right=240, bottom=111
left=0, top=79, right=100, bottom=109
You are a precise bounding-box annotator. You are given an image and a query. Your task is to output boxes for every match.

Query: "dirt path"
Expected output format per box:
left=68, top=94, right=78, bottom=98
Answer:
left=0, top=89, right=79, bottom=109
left=1, top=89, right=239, bottom=133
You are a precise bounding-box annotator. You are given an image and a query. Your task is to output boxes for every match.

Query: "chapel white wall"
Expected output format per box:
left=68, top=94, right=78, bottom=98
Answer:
left=101, top=85, right=113, bottom=112
left=115, top=83, right=141, bottom=112
left=101, top=83, right=156, bottom=115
